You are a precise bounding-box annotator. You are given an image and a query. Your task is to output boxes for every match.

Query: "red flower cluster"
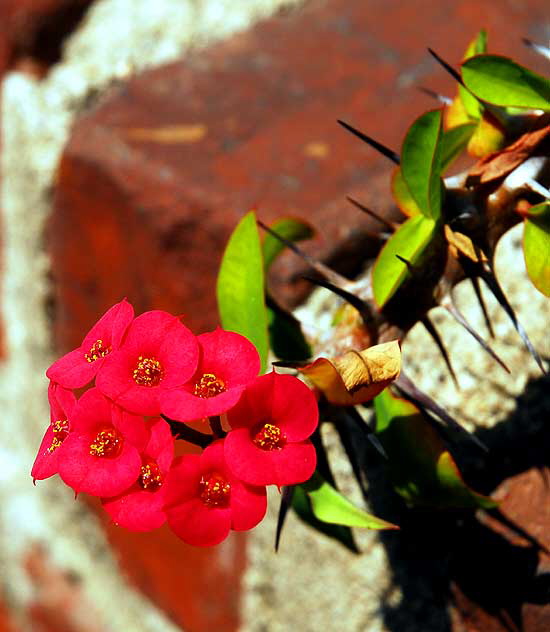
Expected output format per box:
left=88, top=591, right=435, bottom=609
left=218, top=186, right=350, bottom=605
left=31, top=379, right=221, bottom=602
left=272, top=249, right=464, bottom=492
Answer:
left=33, top=300, right=319, bottom=546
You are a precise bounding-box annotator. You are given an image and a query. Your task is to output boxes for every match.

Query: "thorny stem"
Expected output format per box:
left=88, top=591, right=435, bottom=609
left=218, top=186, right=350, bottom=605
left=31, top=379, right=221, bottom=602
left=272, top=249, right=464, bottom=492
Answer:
left=161, top=414, right=213, bottom=448
left=209, top=415, right=226, bottom=439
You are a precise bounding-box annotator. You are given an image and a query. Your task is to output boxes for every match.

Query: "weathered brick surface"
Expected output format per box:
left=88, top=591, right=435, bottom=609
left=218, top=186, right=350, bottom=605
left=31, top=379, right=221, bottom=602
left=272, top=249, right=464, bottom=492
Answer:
left=47, top=1, right=550, bottom=630
left=0, top=0, right=92, bottom=76
left=452, top=468, right=550, bottom=632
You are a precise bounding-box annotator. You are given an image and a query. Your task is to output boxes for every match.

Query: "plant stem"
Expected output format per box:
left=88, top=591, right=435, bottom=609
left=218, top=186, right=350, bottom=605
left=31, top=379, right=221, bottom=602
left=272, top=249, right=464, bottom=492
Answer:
left=161, top=414, right=213, bottom=448
left=209, top=415, right=226, bottom=439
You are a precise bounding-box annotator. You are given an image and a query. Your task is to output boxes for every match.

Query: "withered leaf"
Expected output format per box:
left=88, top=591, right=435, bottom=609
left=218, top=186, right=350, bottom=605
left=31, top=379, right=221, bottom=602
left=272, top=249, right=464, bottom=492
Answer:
left=297, top=340, right=401, bottom=406
left=467, top=119, right=550, bottom=184
left=444, top=225, right=488, bottom=263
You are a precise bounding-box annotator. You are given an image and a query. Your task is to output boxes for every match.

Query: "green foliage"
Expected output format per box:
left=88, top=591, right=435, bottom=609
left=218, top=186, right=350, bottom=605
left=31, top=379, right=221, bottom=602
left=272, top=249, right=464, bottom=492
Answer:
left=523, top=202, right=550, bottom=297
left=459, top=29, right=487, bottom=119
left=291, top=485, right=358, bottom=552
left=391, top=167, right=421, bottom=217
left=300, top=471, right=398, bottom=529
left=440, top=122, right=476, bottom=172
left=262, top=217, right=314, bottom=270
left=461, top=55, right=550, bottom=110
left=401, top=109, right=444, bottom=220
left=216, top=210, right=269, bottom=371
left=374, top=390, right=496, bottom=509
left=372, top=215, right=438, bottom=307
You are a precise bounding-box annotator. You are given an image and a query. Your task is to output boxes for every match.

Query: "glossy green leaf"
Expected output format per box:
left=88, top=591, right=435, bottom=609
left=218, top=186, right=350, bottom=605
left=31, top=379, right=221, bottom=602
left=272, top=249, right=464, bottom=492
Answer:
left=262, top=217, right=314, bottom=270
left=292, top=485, right=358, bottom=552
left=523, top=202, right=550, bottom=297
left=462, top=55, right=550, bottom=110
left=374, top=389, right=496, bottom=509
left=302, top=472, right=398, bottom=530
left=391, top=167, right=421, bottom=217
left=401, top=109, right=444, bottom=219
left=459, top=29, right=487, bottom=119
left=440, top=122, right=476, bottom=172
left=372, top=215, right=438, bottom=307
left=216, top=210, right=269, bottom=371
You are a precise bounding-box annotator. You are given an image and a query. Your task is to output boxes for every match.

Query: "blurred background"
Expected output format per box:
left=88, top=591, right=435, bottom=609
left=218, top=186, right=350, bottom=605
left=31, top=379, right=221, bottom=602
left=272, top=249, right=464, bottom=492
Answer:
left=1, top=1, right=549, bottom=630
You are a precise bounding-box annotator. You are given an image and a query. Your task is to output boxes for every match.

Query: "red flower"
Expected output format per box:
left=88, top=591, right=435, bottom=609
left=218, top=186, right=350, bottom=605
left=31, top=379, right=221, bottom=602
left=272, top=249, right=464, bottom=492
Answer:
left=103, top=417, right=174, bottom=531
left=224, top=372, right=318, bottom=487
left=96, top=311, right=199, bottom=416
left=46, top=299, right=134, bottom=389
left=31, top=382, right=77, bottom=481
left=164, top=441, right=266, bottom=547
left=58, top=388, right=149, bottom=497
left=161, top=329, right=260, bottom=422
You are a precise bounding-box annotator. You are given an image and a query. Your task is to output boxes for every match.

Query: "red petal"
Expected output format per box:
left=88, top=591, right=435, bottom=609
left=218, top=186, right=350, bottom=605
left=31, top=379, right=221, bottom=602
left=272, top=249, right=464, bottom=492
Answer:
left=163, top=455, right=202, bottom=509
left=59, top=434, right=142, bottom=497
left=82, top=298, right=134, bottom=351
left=224, top=429, right=316, bottom=486
left=196, top=329, right=260, bottom=385
left=69, top=389, right=114, bottom=434
left=46, top=348, right=98, bottom=389
left=161, top=386, right=245, bottom=422
left=31, top=427, right=63, bottom=480
left=228, top=372, right=318, bottom=441
left=103, top=486, right=167, bottom=532
left=143, top=418, right=174, bottom=473
left=230, top=479, right=267, bottom=531
left=167, top=497, right=231, bottom=547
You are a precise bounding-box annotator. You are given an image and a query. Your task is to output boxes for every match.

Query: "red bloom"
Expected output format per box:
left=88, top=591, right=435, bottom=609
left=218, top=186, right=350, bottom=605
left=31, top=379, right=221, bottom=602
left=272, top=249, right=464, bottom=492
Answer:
left=58, top=388, right=149, bottom=497
left=103, top=417, right=174, bottom=531
left=46, top=299, right=134, bottom=389
left=96, top=311, right=199, bottom=416
left=224, top=372, right=318, bottom=487
left=161, top=329, right=260, bottom=422
left=164, top=441, right=266, bottom=547
left=31, top=382, right=77, bottom=481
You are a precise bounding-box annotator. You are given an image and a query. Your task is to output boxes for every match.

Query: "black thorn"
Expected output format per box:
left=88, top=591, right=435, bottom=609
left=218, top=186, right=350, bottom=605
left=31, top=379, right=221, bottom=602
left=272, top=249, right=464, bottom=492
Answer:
left=395, top=254, right=415, bottom=272
left=346, top=196, right=397, bottom=232
left=418, top=86, right=453, bottom=105
left=161, top=414, right=213, bottom=448
left=337, top=119, right=400, bottom=165
left=395, top=373, right=488, bottom=452
left=275, top=485, right=295, bottom=552
left=422, top=315, right=460, bottom=389
left=470, top=275, right=495, bottom=338
left=443, top=299, right=511, bottom=373
left=478, top=264, right=547, bottom=374
left=301, top=275, right=376, bottom=327
left=347, top=407, right=388, bottom=460
left=428, top=48, right=464, bottom=85
left=257, top=220, right=349, bottom=288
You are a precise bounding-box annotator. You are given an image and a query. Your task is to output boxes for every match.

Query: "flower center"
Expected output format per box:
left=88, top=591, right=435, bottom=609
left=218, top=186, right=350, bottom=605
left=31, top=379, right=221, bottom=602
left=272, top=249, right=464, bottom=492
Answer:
left=193, top=373, right=226, bottom=398
left=133, top=356, right=164, bottom=387
left=89, top=426, right=123, bottom=458
left=138, top=458, right=163, bottom=491
left=47, top=419, right=69, bottom=453
left=253, top=422, right=286, bottom=451
left=199, top=472, right=231, bottom=508
left=84, top=339, right=111, bottom=363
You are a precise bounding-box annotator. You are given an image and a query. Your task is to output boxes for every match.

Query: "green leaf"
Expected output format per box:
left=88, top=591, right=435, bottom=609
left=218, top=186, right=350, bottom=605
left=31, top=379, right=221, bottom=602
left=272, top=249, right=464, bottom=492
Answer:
left=262, top=217, right=314, bottom=270
left=401, top=109, right=444, bottom=219
left=523, top=202, right=550, bottom=297
left=459, top=29, right=487, bottom=119
left=461, top=55, right=550, bottom=110
left=374, top=389, right=496, bottom=509
left=301, top=472, right=398, bottom=530
left=391, top=167, right=421, bottom=217
left=292, top=485, right=358, bottom=552
left=372, top=215, right=438, bottom=307
left=216, top=210, right=269, bottom=371
left=440, top=122, right=476, bottom=172
left=267, top=304, right=311, bottom=361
